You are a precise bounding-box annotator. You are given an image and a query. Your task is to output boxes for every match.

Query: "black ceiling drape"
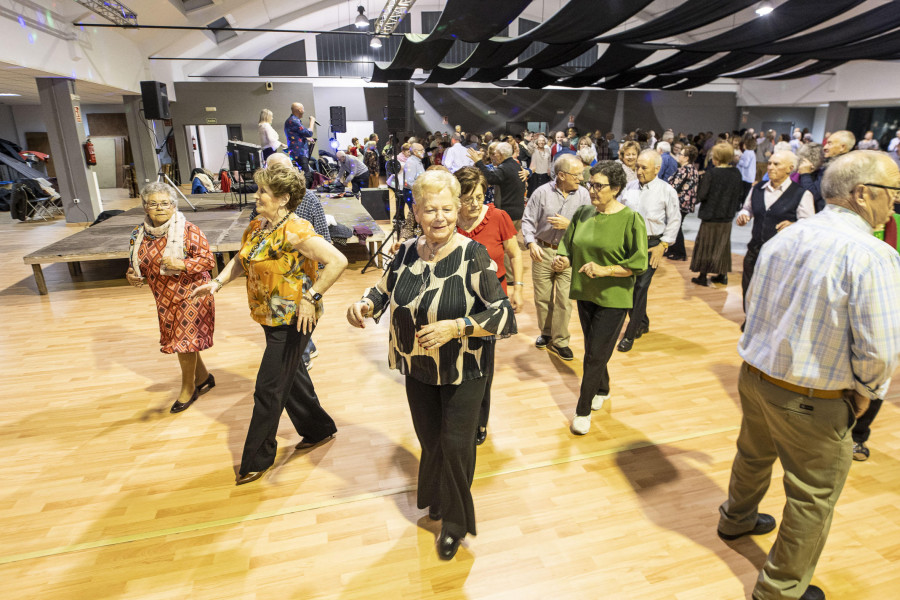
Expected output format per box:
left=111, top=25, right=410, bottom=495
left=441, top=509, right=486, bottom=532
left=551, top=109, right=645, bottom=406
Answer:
left=599, top=0, right=759, bottom=43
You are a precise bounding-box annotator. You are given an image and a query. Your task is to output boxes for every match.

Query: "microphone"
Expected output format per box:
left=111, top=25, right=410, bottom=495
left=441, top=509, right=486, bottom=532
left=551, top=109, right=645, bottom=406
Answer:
left=311, top=118, right=321, bottom=126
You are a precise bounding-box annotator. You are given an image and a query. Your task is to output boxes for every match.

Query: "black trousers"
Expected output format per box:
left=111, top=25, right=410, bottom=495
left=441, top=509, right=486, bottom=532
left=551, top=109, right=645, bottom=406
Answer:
left=741, top=243, right=761, bottom=313
left=296, top=155, right=312, bottom=188
left=348, top=174, right=368, bottom=194
left=852, top=398, right=882, bottom=444
left=478, top=338, right=496, bottom=429
left=240, top=324, right=337, bottom=473
left=405, top=374, right=486, bottom=538
left=262, top=147, right=277, bottom=162
left=624, top=238, right=660, bottom=339
left=667, top=210, right=690, bottom=259
left=576, top=301, right=627, bottom=416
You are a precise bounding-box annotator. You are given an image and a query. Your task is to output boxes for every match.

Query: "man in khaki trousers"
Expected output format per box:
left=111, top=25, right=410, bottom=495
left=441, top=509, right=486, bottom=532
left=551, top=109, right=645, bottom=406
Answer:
left=717, top=151, right=900, bottom=600
left=521, top=154, right=592, bottom=361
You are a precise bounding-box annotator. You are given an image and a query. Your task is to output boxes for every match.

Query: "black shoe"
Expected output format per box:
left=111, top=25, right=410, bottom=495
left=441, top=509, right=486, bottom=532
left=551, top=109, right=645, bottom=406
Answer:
left=475, top=427, right=487, bottom=446
left=437, top=529, right=461, bottom=560
left=691, top=275, right=709, bottom=287
left=428, top=507, right=442, bottom=521
left=800, top=584, right=825, bottom=600
left=196, top=374, right=216, bottom=394
left=236, top=465, right=270, bottom=486
left=710, top=274, right=728, bottom=285
left=852, top=441, right=870, bottom=461
left=170, top=388, right=199, bottom=414
left=717, top=513, right=776, bottom=541
left=295, top=433, right=336, bottom=450
left=535, top=335, right=550, bottom=349
left=635, top=325, right=649, bottom=339
left=617, top=337, right=634, bottom=353
left=548, top=345, right=574, bottom=361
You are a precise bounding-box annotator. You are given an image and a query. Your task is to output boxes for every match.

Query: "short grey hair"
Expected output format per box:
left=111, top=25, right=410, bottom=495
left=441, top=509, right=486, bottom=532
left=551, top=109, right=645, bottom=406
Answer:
left=140, top=182, right=178, bottom=208
left=577, top=146, right=596, bottom=165
left=656, top=141, right=671, bottom=154
left=821, top=150, right=895, bottom=203
left=797, top=143, right=825, bottom=171
left=771, top=150, right=798, bottom=171
left=830, top=130, right=857, bottom=151
left=495, top=142, right=513, bottom=159
left=552, top=153, right=582, bottom=177
left=638, top=148, right=662, bottom=167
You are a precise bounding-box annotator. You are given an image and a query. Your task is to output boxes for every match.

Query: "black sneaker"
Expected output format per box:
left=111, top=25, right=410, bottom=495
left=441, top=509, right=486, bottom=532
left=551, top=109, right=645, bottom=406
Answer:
left=710, top=274, right=728, bottom=285
left=548, top=345, right=574, bottom=361
left=691, top=275, right=709, bottom=287
left=535, top=335, right=551, bottom=349
left=800, top=584, right=825, bottom=600
left=635, top=325, right=649, bottom=339
left=617, top=337, right=634, bottom=352
left=852, top=442, right=869, bottom=461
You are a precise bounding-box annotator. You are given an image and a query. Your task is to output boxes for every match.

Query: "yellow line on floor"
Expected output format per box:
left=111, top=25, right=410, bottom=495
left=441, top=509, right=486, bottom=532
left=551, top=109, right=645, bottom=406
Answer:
left=0, top=424, right=739, bottom=566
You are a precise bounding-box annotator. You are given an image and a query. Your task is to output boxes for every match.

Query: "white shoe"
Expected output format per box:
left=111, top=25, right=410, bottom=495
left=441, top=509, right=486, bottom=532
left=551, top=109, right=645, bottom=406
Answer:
left=591, top=394, right=610, bottom=411
left=308, top=349, right=320, bottom=360
left=571, top=415, right=591, bottom=435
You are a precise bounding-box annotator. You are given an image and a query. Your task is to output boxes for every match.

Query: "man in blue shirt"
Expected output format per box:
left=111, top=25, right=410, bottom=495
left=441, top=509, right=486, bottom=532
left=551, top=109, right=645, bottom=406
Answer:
left=284, top=102, right=316, bottom=185
left=656, top=141, right=678, bottom=181
left=717, top=151, right=900, bottom=600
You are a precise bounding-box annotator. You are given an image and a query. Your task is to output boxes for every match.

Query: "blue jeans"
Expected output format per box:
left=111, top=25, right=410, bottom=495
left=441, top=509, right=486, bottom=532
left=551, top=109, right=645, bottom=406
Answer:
left=302, top=338, right=317, bottom=364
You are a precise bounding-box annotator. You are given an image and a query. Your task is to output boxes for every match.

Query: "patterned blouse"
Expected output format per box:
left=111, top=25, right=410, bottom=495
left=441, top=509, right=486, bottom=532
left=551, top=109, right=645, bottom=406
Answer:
left=669, top=164, right=700, bottom=213
left=365, top=235, right=517, bottom=386
left=240, top=214, right=322, bottom=326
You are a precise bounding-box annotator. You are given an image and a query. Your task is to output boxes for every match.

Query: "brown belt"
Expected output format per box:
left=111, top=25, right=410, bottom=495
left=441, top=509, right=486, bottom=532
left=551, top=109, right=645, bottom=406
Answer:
left=746, top=364, right=844, bottom=399
left=537, top=239, right=559, bottom=250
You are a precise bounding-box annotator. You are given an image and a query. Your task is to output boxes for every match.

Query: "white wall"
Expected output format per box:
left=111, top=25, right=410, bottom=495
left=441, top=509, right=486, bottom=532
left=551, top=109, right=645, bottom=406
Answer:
left=0, top=105, right=18, bottom=144
left=313, top=87, right=370, bottom=140
left=738, top=61, right=900, bottom=107
left=197, top=125, right=230, bottom=172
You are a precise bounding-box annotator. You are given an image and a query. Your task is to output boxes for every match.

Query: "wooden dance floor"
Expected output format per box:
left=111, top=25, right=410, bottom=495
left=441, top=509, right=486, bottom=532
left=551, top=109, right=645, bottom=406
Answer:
left=1, top=191, right=898, bottom=599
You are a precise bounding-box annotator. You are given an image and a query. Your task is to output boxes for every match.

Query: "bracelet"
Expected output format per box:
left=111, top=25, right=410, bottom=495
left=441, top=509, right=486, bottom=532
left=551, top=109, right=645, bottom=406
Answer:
left=300, top=295, right=315, bottom=305
left=513, top=281, right=525, bottom=286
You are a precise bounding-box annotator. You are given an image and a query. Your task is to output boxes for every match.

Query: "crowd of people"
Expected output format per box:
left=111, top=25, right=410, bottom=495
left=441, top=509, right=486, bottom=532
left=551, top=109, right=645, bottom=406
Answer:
left=127, top=108, right=900, bottom=598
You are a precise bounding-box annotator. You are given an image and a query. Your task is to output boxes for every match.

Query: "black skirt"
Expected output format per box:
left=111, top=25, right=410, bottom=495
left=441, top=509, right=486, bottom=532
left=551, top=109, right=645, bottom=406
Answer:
left=690, top=221, right=732, bottom=274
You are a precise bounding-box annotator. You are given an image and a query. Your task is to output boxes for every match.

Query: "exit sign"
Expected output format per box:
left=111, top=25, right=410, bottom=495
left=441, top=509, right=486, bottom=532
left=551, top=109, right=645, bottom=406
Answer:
left=206, top=117, right=217, bottom=124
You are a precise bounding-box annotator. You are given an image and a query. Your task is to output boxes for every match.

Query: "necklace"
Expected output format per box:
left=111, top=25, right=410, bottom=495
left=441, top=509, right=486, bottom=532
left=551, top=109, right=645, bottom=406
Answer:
left=422, top=235, right=454, bottom=261
left=249, top=212, right=291, bottom=257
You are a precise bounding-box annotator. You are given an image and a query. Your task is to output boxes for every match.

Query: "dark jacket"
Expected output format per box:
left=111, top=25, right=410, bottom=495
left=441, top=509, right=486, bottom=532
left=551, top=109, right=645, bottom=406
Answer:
left=697, top=166, right=744, bottom=223
left=798, top=168, right=825, bottom=213
left=476, top=157, right=526, bottom=221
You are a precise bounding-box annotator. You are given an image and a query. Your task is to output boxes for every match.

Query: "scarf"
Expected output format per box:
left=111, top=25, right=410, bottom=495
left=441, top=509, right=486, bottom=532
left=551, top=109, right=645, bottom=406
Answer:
left=130, top=211, right=187, bottom=278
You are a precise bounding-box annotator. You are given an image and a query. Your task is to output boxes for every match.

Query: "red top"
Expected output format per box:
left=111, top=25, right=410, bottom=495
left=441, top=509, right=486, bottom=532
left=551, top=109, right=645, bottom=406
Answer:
left=457, top=204, right=517, bottom=294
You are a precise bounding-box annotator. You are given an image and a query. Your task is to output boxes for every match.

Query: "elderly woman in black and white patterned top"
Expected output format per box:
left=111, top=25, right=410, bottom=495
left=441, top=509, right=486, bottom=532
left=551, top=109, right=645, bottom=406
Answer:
left=346, top=168, right=516, bottom=562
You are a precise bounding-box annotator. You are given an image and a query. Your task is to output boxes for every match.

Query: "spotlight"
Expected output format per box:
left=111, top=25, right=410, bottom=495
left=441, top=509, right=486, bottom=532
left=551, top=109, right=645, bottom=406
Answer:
left=355, top=6, right=368, bottom=29
left=370, top=36, right=382, bottom=48
left=755, top=2, right=774, bottom=16
left=330, top=137, right=340, bottom=151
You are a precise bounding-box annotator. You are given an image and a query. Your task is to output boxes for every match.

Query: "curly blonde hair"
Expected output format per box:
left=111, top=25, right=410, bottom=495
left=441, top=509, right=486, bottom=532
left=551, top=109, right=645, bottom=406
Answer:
left=253, top=164, right=306, bottom=211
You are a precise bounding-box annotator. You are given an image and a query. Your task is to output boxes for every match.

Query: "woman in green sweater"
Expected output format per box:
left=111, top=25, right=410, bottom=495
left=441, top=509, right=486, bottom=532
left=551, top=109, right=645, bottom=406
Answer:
left=553, top=161, right=648, bottom=435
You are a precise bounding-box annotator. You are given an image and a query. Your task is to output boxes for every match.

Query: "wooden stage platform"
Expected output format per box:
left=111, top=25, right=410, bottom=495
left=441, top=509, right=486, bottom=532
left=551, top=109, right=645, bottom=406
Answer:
left=22, top=192, right=387, bottom=294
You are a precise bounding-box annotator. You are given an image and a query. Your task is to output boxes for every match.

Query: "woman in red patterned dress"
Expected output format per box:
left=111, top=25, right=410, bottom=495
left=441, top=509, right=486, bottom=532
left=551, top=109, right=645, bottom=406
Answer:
left=126, top=183, right=216, bottom=414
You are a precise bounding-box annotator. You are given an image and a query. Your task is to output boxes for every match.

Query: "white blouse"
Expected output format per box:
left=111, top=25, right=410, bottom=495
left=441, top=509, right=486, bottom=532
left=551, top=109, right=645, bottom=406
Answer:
left=258, top=122, right=283, bottom=151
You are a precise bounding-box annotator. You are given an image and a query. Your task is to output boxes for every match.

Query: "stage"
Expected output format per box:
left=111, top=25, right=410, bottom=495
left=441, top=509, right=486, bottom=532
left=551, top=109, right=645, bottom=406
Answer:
left=22, top=192, right=387, bottom=294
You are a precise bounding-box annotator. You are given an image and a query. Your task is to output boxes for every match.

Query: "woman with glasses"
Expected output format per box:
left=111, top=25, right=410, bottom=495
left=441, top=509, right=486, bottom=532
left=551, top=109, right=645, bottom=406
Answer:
left=454, top=166, right=523, bottom=446
left=126, top=183, right=216, bottom=414
left=552, top=161, right=648, bottom=435
left=346, top=169, right=516, bottom=561
left=665, top=145, right=700, bottom=261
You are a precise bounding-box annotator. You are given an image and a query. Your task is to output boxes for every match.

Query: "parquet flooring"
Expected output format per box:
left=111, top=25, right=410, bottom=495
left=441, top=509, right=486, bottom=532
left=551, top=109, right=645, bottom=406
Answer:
left=1, top=190, right=897, bottom=599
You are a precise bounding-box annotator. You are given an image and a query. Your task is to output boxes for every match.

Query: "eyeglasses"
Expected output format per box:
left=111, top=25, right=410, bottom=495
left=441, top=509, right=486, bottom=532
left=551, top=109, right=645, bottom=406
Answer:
left=864, top=183, right=900, bottom=198
left=146, top=202, right=173, bottom=209
left=587, top=182, right=612, bottom=192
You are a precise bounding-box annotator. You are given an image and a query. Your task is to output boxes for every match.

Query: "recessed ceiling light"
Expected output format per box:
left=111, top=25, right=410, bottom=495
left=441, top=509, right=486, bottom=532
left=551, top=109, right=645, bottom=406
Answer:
left=0, top=93, right=22, bottom=97
left=755, top=2, right=774, bottom=16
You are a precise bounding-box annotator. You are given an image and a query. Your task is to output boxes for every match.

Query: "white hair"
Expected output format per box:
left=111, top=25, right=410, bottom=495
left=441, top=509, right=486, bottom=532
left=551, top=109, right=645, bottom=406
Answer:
left=638, top=148, right=662, bottom=167
left=140, top=182, right=178, bottom=208
left=657, top=141, right=671, bottom=154
left=773, top=141, right=793, bottom=154
left=822, top=150, right=895, bottom=202
left=770, top=150, right=798, bottom=171
left=552, top=153, right=582, bottom=177
left=577, top=146, right=596, bottom=165
left=495, top=142, right=513, bottom=159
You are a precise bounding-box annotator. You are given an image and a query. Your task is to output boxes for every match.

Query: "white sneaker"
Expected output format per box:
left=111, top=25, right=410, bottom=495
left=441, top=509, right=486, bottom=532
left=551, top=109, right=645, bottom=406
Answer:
left=591, top=394, right=610, bottom=411
left=571, top=415, right=591, bottom=435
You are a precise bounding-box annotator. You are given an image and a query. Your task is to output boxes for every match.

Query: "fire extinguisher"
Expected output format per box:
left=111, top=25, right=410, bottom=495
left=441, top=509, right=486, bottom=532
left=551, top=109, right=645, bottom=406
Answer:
left=192, top=136, right=197, bottom=150
left=83, top=139, right=97, bottom=166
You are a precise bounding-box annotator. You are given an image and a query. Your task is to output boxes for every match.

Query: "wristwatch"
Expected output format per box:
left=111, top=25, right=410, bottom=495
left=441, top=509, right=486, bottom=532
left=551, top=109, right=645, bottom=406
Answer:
left=463, top=317, right=475, bottom=336
left=305, top=290, right=322, bottom=303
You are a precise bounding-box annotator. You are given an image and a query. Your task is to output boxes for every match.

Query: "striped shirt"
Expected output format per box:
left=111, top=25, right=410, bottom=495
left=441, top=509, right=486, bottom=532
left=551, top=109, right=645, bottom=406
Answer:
left=739, top=205, right=900, bottom=399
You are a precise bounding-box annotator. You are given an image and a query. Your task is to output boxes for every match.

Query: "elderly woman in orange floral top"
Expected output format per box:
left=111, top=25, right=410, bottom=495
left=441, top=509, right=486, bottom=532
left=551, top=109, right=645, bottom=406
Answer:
left=192, top=163, right=348, bottom=486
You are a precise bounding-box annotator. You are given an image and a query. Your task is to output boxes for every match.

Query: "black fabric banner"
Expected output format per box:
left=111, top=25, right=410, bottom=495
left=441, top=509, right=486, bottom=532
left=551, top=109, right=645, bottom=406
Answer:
left=424, top=0, right=532, bottom=42
left=599, top=0, right=759, bottom=43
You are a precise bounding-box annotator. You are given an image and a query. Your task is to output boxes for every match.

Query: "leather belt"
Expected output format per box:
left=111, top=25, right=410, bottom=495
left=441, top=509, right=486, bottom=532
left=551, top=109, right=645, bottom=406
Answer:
left=746, top=364, right=844, bottom=399
left=537, top=239, right=559, bottom=250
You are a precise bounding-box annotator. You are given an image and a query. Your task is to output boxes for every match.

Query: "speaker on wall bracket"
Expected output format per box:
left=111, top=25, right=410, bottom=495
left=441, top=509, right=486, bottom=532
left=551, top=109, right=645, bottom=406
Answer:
left=330, top=106, right=347, bottom=133
left=140, top=80, right=170, bottom=120
left=386, top=80, right=414, bottom=134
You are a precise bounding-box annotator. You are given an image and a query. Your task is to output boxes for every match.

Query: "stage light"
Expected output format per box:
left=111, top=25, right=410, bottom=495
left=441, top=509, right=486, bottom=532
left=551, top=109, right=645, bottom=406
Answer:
left=355, top=6, right=368, bottom=29
left=370, top=36, right=382, bottom=48
left=0, top=93, right=21, bottom=97
left=755, top=2, right=774, bottom=16
left=330, top=137, right=340, bottom=150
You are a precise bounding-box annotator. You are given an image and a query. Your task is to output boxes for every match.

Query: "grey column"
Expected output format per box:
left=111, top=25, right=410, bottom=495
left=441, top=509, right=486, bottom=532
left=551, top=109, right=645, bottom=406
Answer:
left=36, top=77, right=101, bottom=223
left=124, top=95, right=159, bottom=188
left=610, top=91, right=625, bottom=138
left=823, top=101, right=849, bottom=136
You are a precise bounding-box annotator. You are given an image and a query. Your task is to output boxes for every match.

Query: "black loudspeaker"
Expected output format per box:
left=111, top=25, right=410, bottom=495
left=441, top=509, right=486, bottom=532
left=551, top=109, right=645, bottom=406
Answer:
left=387, top=80, right=414, bottom=133
left=140, top=81, right=170, bottom=120
left=330, top=106, right=347, bottom=133
left=360, top=187, right=390, bottom=220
